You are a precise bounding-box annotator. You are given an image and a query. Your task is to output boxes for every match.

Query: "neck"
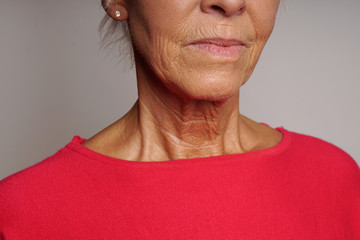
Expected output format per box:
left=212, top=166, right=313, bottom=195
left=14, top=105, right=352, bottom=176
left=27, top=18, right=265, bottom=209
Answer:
left=83, top=61, right=282, bottom=162
left=126, top=64, right=251, bottom=161
left=137, top=97, right=243, bottom=159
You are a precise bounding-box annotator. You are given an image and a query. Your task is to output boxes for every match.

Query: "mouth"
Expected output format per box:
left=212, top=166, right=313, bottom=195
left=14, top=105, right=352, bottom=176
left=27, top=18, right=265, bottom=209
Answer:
left=188, top=38, right=245, bottom=59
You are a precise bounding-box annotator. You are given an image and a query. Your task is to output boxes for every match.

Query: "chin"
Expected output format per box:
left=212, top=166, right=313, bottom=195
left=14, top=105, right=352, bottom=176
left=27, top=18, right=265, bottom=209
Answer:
left=173, top=60, right=249, bottom=102
left=175, top=76, right=242, bottom=102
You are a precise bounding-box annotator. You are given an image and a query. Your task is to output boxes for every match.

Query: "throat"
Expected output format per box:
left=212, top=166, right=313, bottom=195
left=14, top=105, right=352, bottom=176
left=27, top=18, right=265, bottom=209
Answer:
left=137, top=97, right=246, bottom=160
left=82, top=96, right=283, bottom=162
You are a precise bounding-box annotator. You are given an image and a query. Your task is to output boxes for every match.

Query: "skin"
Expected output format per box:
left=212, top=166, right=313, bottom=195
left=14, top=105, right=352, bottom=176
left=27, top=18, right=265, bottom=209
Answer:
left=84, top=0, right=282, bottom=162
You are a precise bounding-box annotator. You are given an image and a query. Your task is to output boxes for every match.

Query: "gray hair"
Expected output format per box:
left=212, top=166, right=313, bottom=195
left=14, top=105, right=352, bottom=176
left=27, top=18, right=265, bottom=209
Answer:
left=98, top=6, right=133, bottom=65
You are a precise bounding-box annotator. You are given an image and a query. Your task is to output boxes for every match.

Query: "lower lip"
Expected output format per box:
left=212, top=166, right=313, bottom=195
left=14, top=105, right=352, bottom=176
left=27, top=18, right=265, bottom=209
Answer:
left=190, top=43, right=244, bottom=58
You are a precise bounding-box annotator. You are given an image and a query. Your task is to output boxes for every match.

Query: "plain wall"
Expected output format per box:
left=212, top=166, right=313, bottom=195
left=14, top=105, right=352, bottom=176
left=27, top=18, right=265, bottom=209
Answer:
left=0, top=0, right=359, bottom=179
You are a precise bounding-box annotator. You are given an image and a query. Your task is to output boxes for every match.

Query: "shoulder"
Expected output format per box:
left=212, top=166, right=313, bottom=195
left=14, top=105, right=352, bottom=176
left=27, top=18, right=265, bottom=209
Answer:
left=0, top=144, right=77, bottom=187
left=285, top=130, right=360, bottom=234
left=287, top=130, right=357, bottom=165
left=0, top=147, right=66, bottom=198
left=284, top=129, right=360, bottom=188
left=0, top=136, right=91, bottom=186
left=0, top=143, right=88, bottom=229
left=0, top=142, right=84, bottom=209
left=0, top=147, right=60, bottom=227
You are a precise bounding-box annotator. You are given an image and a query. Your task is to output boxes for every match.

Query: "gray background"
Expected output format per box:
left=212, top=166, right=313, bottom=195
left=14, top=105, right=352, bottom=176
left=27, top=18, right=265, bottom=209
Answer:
left=1, top=0, right=359, bottom=179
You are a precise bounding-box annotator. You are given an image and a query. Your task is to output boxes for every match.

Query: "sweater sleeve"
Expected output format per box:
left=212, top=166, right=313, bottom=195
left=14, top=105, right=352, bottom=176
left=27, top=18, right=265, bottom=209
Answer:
left=0, top=191, right=13, bottom=238
left=0, top=176, right=29, bottom=239
left=345, top=158, right=360, bottom=238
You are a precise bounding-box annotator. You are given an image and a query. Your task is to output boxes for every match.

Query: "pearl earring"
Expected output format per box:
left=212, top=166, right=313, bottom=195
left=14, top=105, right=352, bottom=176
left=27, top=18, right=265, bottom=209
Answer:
left=115, top=10, right=121, bottom=18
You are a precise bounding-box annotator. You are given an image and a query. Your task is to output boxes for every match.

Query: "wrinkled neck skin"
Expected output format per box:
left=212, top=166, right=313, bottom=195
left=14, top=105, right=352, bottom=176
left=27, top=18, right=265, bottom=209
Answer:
left=113, top=60, right=261, bottom=162
left=135, top=76, right=244, bottom=161
left=83, top=59, right=282, bottom=162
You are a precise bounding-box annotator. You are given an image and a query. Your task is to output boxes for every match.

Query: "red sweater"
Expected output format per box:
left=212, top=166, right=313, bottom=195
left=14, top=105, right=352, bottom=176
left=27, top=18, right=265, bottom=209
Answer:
left=0, top=128, right=359, bottom=239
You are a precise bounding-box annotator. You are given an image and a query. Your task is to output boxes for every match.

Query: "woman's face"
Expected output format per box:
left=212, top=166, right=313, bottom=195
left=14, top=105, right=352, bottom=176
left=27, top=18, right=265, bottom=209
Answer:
left=126, top=0, right=280, bottom=101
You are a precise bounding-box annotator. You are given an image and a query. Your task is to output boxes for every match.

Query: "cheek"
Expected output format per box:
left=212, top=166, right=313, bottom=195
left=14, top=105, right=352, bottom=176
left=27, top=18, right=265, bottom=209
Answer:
left=244, top=0, right=279, bottom=71
left=128, top=3, right=196, bottom=82
left=128, top=0, right=280, bottom=100
left=248, top=0, right=280, bottom=41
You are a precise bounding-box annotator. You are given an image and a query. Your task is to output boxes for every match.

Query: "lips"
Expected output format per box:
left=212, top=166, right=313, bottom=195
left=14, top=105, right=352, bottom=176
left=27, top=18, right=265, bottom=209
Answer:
left=191, top=38, right=245, bottom=47
left=189, top=38, right=245, bottom=58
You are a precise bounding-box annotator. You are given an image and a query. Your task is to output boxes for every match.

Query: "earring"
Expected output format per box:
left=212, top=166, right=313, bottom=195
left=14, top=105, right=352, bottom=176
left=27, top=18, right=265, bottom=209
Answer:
left=115, top=10, right=121, bottom=18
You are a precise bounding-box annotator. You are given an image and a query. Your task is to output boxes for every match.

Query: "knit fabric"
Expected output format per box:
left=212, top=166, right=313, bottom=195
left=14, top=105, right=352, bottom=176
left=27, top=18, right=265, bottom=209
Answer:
left=0, top=128, right=359, bottom=239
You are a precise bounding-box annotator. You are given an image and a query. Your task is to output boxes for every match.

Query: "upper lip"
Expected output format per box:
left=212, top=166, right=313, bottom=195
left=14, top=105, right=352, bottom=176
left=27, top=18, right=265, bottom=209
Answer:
left=190, top=38, right=245, bottom=47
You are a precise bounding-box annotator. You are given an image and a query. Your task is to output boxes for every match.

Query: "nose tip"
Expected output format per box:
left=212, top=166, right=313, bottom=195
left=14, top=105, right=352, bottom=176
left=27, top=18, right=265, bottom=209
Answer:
left=201, top=0, right=246, bottom=17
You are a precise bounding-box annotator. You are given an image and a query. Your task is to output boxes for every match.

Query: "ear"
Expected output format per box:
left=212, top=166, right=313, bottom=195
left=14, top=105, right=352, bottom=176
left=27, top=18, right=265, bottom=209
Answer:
left=102, top=0, right=128, bottom=21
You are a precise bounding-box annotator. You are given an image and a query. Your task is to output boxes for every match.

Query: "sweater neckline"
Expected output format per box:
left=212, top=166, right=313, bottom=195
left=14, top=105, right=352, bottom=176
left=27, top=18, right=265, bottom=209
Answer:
left=66, top=127, right=291, bottom=167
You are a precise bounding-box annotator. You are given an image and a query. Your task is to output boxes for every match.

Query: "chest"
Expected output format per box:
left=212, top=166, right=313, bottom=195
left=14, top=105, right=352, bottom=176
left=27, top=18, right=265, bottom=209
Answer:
left=25, top=169, right=348, bottom=239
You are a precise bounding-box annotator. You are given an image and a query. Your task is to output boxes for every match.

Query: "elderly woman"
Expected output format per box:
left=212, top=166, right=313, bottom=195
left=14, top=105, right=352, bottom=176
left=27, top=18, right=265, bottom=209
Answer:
left=1, top=0, right=359, bottom=239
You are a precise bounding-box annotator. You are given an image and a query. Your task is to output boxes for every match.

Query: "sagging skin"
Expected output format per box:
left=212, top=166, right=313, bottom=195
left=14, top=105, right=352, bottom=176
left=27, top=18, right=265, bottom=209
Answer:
left=84, top=0, right=282, bottom=162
